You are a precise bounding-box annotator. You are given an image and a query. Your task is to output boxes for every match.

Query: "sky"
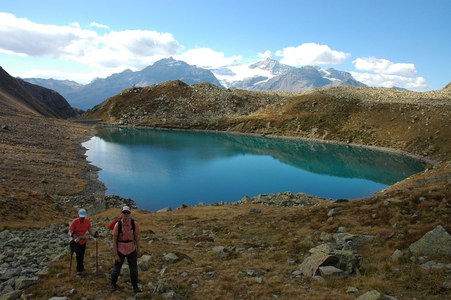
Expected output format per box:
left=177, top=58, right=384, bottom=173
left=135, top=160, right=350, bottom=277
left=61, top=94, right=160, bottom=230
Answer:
left=0, top=0, right=450, bottom=90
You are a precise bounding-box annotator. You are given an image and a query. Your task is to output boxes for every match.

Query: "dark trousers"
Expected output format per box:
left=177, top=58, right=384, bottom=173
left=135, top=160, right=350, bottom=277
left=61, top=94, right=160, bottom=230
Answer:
left=111, top=250, right=139, bottom=288
left=70, top=241, right=86, bottom=272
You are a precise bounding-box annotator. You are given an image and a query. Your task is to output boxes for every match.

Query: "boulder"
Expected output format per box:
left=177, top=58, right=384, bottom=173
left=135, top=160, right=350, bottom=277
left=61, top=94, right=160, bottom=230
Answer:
left=356, top=290, right=381, bottom=300
left=299, top=241, right=362, bottom=277
left=138, top=254, right=152, bottom=271
left=409, top=225, right=451, bottom=256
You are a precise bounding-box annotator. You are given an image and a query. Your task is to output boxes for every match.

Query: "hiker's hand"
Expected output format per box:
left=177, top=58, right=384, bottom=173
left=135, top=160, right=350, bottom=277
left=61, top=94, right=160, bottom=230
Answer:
left=114, top=254, right=120, bottom=263
left=137, top=249, right=142, bottom=258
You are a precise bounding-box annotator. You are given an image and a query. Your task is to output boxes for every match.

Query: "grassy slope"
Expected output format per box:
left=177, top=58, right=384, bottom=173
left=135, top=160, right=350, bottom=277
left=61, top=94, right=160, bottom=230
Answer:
left=1, top=85, right=450, bottom=299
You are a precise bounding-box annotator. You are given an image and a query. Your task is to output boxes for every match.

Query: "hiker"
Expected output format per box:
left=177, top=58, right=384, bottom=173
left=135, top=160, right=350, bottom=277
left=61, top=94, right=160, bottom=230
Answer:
left=68, top=208, right=98, bottom=275
left=111, top=205, right=142, bottom=293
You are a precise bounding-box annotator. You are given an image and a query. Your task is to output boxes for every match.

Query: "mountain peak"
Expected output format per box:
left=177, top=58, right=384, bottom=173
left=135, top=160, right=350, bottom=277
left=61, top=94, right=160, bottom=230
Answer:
left=249, top=58, right=294, bottom=75
left=153, top=57, right=186, bottom=67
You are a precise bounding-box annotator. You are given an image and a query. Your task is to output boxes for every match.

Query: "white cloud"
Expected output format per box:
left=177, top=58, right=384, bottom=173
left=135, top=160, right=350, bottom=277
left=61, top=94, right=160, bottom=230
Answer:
left=353, top=57, right=416, bottom=76
left=176, top=48, right=242, bottom=69
left=351, top=72, right=428, bottom=90
left=351, top=56, right=427, bottom=90
left=275, top=43, right=350, bottom=66
left=258, top=50, right=273, bottom=60
left=0, top=12, right=181, bottom=72
left=0, top=12, right=97, bottom=57
left=90, top=22, right=109, bottom=29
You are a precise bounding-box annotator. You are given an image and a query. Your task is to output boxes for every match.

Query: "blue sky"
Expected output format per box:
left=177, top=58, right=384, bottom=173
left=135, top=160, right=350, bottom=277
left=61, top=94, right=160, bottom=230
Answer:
left=1, top=0, right=450, bottom=90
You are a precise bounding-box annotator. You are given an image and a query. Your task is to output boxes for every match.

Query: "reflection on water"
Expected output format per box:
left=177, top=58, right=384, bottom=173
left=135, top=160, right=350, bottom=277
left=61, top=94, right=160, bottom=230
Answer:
left=83, top=127, right=426, bottom=210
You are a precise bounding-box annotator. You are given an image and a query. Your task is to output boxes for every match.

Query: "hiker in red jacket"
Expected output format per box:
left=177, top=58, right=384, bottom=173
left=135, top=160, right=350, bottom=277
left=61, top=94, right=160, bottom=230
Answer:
left=111, top=205, right=142, bottom=293
left=68, top=208, right=98, bottom=275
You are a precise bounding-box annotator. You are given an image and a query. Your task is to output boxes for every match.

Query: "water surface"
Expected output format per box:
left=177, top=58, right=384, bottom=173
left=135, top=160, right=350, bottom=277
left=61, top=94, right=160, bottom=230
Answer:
left=83, top=127, right=426, bottom=210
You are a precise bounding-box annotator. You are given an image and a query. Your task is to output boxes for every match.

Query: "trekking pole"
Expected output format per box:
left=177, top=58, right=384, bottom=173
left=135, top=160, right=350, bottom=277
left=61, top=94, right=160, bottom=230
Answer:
left=95, top=237, right=99, bottom=274
left=69, top=245, right=74, bottom=276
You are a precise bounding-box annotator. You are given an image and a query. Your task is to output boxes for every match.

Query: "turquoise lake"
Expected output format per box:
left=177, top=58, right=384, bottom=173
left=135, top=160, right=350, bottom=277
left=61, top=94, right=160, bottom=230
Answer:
left=82, top=127, right=426, bottom=211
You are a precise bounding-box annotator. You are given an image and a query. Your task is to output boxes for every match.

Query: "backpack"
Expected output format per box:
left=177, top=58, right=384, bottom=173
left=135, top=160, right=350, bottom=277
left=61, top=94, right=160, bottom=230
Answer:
left=108, top=216, right=121, bottom=230
left=116, top=219, right=136, bottom=243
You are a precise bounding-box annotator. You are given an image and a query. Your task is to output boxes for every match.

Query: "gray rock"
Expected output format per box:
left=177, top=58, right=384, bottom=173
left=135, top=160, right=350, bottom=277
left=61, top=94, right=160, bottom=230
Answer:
left=212, top=246, right=231, bottom=258
left=318, top=266, right=347, bottom=279
left=327, top=208, right=339, bottom=218
left=320, top=232, right=331, bottom=242
left=14, top=277, right=40, bottom=290
left=337, top=226, right=347, bottom=233
left=299, top=252, right=337, bottom=277
left=163, top=253, right=180, bottom=263
left=409, top=225, right=451, bottom=256
left=391, top=249, right=403, bottom=263
left=138, top=255, right=152, bottom=271
left=357, top=290, right=381, bottom=300
left=0, top=290, right=22, bottom=300
left=346, top=286, right=359, bottom=294
left=299, top=240, right=362, bottom=277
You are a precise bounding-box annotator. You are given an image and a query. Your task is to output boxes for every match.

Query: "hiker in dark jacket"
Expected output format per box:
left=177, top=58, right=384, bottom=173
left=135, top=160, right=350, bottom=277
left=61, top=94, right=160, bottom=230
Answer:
left=68, top=208, right=98, bottom=275
left=111, top=205, right=142, bottom=293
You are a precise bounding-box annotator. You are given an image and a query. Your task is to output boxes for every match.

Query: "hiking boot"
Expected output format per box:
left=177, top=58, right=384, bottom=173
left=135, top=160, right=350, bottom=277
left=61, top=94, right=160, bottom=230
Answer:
left=111, top=283, right=118, bottom=292
left=76, top=271, right=85, bottom=277
left=133, top=286, right=142, bottom=293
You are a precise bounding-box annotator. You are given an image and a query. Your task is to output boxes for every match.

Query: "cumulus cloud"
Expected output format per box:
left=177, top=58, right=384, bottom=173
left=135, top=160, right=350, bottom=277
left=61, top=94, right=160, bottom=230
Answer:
left=0, top=12, right=97, bottom=57
left=0, top=12, right=181, bottom=71
left=352, top=56, right=427, bottom=90
left=175, top=48, right=242, bottom=69
left=353, top=57, right=416, bottom=76
left=275, top=43, right=350, bottom=66
left=350, top=72, right=428, bottom=90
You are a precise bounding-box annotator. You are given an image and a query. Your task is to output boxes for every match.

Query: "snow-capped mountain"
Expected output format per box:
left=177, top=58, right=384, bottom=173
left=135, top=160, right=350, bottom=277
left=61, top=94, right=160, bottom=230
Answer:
left=213, top=58, right=365, bottom=91
left=24, top=58, right=365, bottom=110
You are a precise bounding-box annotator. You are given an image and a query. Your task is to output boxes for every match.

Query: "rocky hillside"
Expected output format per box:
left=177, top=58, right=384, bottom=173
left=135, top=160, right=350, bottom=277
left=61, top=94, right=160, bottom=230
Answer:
left=85, top=81, right=451, bottom=162
left=0, top=67, right=77, bottom=119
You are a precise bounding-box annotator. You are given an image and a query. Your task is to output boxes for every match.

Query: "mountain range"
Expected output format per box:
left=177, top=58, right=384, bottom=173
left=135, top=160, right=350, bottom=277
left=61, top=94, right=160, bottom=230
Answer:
left=23, top=57, right=365, bottom=110
left=218, top=58, right=365, bottom=91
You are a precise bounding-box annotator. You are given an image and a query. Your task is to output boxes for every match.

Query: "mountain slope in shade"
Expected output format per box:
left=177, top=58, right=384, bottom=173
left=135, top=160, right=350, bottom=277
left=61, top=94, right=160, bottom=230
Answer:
left=0, top=67, right=76, bottom=118
left=25, top=58, right=223, bottom=110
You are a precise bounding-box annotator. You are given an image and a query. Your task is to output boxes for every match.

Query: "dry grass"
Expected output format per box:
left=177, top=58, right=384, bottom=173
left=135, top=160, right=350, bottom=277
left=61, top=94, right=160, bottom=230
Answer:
left=22, top=196, right=451, bottom=299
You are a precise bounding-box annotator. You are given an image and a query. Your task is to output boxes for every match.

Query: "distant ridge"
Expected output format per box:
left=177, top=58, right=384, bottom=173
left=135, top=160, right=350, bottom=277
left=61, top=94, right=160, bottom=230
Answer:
left=221, top=58, right=366, bottom=91
left=25, top=58, right=222, bottom=110
left=0, top=67, right=77, bottom=118
left=24, top=58, right=367, bottom=110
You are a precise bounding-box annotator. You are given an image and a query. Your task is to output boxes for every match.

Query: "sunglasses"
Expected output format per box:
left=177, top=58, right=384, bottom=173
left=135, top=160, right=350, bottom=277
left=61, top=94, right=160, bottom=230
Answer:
left=122, top=211, right=131, bottom=214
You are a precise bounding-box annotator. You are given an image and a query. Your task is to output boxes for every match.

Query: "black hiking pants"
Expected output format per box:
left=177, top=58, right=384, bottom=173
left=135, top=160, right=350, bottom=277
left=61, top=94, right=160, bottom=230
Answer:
left=70, top=241, right=86, bottom=273
left=111, top=250, right=139, bottom=288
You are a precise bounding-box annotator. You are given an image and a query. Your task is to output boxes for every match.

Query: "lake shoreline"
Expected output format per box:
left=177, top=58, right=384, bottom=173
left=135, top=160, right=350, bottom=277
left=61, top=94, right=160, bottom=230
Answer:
left=94, top=122, right=436, bottom=165
left=84, top=123, right=433, bottom=211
